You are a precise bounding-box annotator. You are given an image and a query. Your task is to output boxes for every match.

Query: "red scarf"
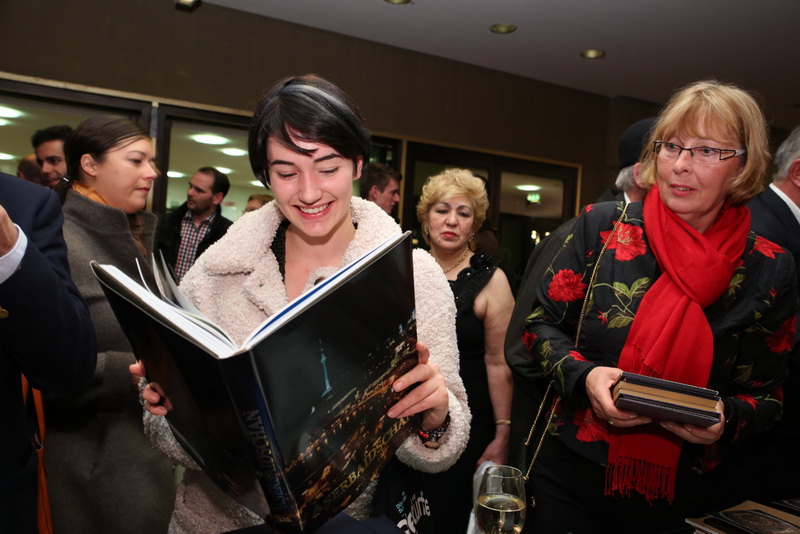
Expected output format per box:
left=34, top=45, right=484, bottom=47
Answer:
left=606, top=186, right=750, bottom=502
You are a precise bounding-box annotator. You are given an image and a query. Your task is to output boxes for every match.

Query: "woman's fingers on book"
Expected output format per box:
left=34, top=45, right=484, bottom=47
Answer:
left=129, top=361, right=145, bottom=379
left=141, top=384, right=168, bottom=416
left=387, top=360, right=448, bottom=424
left=660, top=419, right=724, bottom=444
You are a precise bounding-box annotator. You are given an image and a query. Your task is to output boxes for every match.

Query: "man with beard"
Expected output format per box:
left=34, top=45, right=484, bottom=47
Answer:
left=157, top=167, right=232, bottom=282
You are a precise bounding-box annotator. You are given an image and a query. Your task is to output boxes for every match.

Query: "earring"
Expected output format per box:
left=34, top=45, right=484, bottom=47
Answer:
left=423, top=226, right=430, bottom=236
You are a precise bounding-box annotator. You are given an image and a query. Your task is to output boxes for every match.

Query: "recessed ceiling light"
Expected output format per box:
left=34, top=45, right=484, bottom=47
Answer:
left=222, top=148, right=247, bottom=157
left=490, top=24, right=517, bottom=34
left=167, top=171, right=185, bottom=178
left=191, top=134, right=228, bottom=145
left=0, top=106, right=22, bottom=118
left=581, top=49, right=605, bottom=59
left=383, top=0, right=411, bottom=4
left=216, top=167, right=232, bottom=174
left=175, top=0, right=201, bottom=11
left=516, top=184, right=541, bottom=192
left=0, top=153, right=15, bottom=160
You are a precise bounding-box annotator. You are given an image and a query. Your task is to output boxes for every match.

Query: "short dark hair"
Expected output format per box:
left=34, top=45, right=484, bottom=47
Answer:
left=361, top=163, right=401, bottom=199
left=31, top=125, right=72, bottom=149
left=197, top=166, right=230, bottom=197
left=17, top=156, right=44, bottom=185
left=64, top=117, right=149, bottom=182
left=248, top=74, right=371, bottom=185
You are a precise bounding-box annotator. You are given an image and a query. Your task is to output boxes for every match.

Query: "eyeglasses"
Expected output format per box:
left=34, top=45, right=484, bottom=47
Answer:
left=653, top=141, right=746, bottom=166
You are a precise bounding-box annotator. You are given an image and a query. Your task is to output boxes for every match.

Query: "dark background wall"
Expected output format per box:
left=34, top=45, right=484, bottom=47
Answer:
left=0, top=0, right=662, bottom=208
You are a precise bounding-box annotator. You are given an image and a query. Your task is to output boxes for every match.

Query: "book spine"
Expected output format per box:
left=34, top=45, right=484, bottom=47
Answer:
left=220, top=356, right=302, bottom=530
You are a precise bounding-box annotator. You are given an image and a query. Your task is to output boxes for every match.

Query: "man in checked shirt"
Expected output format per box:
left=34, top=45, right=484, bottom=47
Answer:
left=157, top=167, right=233, bottom=282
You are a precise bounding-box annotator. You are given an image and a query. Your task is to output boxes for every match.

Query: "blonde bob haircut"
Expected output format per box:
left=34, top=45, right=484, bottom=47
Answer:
left=639, top=80, right=770, bottom=206
left=416, top=168, right=489, bottom=246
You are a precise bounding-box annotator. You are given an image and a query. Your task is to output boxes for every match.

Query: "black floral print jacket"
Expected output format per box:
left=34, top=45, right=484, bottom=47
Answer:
left=525, top=201, right=798, bottom=470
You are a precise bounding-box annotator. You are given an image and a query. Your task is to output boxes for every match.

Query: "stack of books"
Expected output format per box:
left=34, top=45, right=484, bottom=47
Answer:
left=611, top=372, right=721, bottom=427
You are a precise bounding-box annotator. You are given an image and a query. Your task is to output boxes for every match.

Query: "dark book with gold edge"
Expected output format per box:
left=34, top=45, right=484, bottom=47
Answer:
left=687, top=500, right=800, bottom=534
left=91, top=232, right=419, bottom=534
left=611, top=372, right=721, bottom=427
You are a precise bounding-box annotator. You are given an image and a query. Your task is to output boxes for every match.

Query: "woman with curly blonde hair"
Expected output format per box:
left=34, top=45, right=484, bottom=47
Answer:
left=416, top=168, right=514, bottom=533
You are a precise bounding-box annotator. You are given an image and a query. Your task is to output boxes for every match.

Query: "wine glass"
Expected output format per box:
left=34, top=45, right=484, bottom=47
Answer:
left=476, top=464, right=526, bottom=534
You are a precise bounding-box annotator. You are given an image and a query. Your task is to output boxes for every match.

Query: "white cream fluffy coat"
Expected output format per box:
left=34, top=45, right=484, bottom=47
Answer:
left=144, top=197, right=470, bottom=534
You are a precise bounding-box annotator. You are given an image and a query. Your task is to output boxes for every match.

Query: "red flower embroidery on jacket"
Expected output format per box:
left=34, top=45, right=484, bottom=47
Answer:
left=584, top=204, right=594, bottom=214
left=753, top=236, right=785, bottom=259
left=522, top=330, right=538, bottom=351
left=568, top=350, right=589, bottom=362
left=548, top=269, right=587, bottom=302
left=766, top=316, right=796, bottom=354
left=573, top=407, right=609, bottom=443
left=599, top=222, right=646, bottom=261
left=735, top=394, right=758, bottom=411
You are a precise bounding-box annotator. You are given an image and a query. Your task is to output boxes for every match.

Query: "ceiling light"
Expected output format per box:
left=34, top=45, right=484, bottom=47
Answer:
left=581, top=49, right=605, bottom=59
left=0, top=119, right=9, bottom=126
left=167, top=171, right=185, bottom=178
left=216, top=167, right=232, bottom=174
left=191, top=134, right=228, bottom=145
left=0, top=106, right=22, bottom=118
left=222, top=148, right=247, bottom=157
left=175, top=0, right=201, bottom=11
left=0, top=153, right=14, bottom=160
left=383, top=0, right=411, bottom=4
left=490, top=24, right=517, bottom=34
left=250, top=180, right=263, bottom=187
left=516, top=184, right=541, bottom=192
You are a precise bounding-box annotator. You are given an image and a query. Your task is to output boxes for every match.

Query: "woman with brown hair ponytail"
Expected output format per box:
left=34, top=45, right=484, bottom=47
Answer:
left=44, top=116, right=175, bottom=533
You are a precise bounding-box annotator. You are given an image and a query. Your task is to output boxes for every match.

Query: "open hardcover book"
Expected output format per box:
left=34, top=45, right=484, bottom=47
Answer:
left=90, top=231, right=419, bottom=533
left=611, top=372, right=721, bottom=427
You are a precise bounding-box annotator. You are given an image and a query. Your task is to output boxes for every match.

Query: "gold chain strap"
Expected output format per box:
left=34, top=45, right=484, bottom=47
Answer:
left=522, top=202, right=629, bottom=487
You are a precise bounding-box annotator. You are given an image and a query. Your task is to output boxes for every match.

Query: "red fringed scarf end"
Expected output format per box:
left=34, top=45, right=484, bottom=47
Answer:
left=605, top=456, right=676, bottom=504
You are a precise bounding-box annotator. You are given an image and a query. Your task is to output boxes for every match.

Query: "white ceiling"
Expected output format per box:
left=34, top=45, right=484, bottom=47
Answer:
left=203, top=0, right=800, bottom=131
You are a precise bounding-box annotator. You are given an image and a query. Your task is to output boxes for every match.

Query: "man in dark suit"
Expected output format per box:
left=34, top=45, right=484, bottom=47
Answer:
left=749, top=126, right=800, bottom=276
left=722, top=125, right=800, bottom=502
left=0, top=172, right=96, bottom=532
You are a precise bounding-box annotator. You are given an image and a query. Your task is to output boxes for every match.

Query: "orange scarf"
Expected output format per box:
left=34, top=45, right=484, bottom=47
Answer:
left=71, top=181, right=109, bottom=205
left=606, top=186, right=749, bottom=502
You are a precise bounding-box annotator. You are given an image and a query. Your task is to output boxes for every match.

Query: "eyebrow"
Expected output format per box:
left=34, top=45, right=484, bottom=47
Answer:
left=269, top=152, right=345, bottom=166
left=435, top=200, right=473, bottom=211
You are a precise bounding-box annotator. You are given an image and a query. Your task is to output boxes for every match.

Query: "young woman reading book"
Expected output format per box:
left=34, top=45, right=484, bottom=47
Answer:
left=131, top=75, right=470, bottom=534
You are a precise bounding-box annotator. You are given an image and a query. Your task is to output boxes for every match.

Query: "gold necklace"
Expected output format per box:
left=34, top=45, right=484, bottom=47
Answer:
left=441, top=248, right=471, bottom=274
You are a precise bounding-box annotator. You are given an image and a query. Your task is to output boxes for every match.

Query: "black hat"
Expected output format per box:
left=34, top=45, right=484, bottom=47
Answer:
left=618, top=118, right=657, bottom=169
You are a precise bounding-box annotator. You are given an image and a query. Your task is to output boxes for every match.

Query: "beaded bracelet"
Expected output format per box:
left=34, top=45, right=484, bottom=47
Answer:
left=417, top=413, right=451, bottom=449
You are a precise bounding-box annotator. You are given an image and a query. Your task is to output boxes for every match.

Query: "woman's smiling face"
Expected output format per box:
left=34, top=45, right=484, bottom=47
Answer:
left=266, top=135, right=361, bottom=242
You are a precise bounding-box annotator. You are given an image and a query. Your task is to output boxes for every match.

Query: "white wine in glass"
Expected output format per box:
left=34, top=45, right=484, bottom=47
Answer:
left=476, top=465, right=526, bottom=534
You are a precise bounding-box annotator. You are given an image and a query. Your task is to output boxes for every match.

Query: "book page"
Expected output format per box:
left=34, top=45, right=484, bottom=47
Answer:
left=91, top=262, right=238, bottom=356
left=237, top=231, right=409, bottom=354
